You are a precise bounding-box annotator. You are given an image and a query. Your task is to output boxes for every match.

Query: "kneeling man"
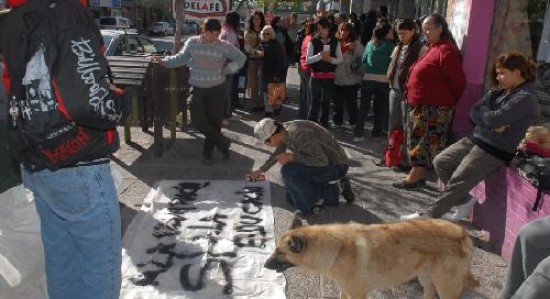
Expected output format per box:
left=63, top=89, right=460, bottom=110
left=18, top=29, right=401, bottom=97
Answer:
left=248, top=118, right=354, bottom=214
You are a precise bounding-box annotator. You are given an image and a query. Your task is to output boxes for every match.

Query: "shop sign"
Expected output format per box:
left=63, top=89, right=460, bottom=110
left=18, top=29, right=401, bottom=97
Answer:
left=174, top=0, right=229, bottom=21
left=97, top=0, right=121, bottom=8
left=265, top=0, right=316, bottom=14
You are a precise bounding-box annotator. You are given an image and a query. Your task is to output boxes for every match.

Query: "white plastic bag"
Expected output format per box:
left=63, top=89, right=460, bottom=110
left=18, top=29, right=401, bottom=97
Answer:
left=110, top=163, right=125, bottom=196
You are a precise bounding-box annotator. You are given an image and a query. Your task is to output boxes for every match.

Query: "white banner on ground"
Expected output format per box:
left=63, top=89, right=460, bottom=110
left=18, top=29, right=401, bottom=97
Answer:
left=120, top=180, right=286, bottom=299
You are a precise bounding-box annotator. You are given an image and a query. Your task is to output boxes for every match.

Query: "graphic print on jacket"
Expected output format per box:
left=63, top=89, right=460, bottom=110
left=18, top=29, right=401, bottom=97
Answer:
left=71, top=38, right=121, bottom=123
left=23, top=46, right=56, bottom=117
left=0, top=0, right=125, bottom=171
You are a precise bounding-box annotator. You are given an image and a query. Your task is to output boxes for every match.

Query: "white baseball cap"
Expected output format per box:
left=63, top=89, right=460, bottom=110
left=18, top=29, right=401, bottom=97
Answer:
left=254, top=118, right=277, bottom=144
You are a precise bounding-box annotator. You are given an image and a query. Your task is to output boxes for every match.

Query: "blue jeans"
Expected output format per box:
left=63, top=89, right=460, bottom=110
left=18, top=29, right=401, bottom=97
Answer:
left=281, top=162, right=348, bottom=214
left=23, top=162, right=122, bottom=299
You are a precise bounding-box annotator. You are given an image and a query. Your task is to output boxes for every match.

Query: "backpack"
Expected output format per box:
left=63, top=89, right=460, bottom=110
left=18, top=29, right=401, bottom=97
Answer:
left=384, top=128, right=404, bottom=167
left=514, top=150, right=550, bottom=211
left=0, top=0, right=126, bottom=171
left=295, top=29, right=306, bottom=63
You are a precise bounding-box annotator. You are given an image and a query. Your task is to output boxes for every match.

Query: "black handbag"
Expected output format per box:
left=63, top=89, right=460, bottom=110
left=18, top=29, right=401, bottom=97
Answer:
left=514, top=151, right=550, bottom=211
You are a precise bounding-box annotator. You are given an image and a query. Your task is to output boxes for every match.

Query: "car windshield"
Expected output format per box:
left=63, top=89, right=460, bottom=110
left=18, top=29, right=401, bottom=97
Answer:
left=100, top=18, right=116, bottom=26
left=140, top=37, right=158, bottom=53
left=102, top=35, right=112, bottom=47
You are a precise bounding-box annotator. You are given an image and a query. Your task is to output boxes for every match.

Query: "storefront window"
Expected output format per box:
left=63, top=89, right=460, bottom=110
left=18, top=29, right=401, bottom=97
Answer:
left=529, top=0, right=550, bottom=123
left=415, top=0, right=448, bottom=19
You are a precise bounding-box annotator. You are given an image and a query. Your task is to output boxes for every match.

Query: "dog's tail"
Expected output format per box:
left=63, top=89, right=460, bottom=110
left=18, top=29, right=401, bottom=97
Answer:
left=463, top=270, right=480, bottom=290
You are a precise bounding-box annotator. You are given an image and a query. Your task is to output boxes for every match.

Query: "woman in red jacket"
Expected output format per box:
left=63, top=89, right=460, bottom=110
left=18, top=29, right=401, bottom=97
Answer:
left=393, top=14, right=466, bottom=189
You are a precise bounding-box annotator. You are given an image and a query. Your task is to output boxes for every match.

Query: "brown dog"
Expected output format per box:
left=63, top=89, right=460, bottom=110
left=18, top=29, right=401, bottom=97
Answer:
left=265, top=219, right=478, bottom=299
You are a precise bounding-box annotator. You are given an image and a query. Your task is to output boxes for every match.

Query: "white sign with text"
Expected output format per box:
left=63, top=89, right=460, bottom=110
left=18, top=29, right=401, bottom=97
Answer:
left=120, top=180, right=286, bottom=299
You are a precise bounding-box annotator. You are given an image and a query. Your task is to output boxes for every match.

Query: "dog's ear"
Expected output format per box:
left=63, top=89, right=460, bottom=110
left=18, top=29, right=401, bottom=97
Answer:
left=289, top=213, right=309, bottom=230
left=287, top=235, right=307, bottom=253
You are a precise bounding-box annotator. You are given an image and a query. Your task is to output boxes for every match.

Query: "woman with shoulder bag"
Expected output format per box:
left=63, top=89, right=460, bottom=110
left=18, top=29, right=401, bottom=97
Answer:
left=386, top=18, right=428, bottom=170
left=257, top=25, right=287, bottom=117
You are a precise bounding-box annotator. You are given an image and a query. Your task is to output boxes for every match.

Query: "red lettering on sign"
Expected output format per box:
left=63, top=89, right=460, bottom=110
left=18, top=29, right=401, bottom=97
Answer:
left=41, top=130, right=90, bottom=164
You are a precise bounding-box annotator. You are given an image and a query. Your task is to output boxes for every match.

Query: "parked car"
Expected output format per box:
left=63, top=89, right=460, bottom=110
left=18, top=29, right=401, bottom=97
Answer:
left=99, top=16, right=133, bottom=29
left=149, top=21, right=175, bottom=36
left=101, top=29, right=163, bottom=56
left=182, top=20, right=200, bottom=35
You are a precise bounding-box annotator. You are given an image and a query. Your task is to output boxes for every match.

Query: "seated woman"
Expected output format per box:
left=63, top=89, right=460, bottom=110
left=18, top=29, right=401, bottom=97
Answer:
left=401, top=52, right=539, bottom=220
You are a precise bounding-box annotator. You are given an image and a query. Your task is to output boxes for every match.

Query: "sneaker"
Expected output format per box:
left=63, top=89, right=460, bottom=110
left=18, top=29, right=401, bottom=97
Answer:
left=400, top=211, right=432, bottom=221
left=329, top=123, right=342, bottom=130
left=352, top=136, right=365, bottom=143
left=340, top=176, right=355, bottom=204
left=373, top=159, right=386, bottom=167
left=312, top=204, right=325, bottom=214
left=450, top=199, right=476, bottom=222
left=222, top=119, right=230, bottom=126
left=294, top=205, right=324, bottom=216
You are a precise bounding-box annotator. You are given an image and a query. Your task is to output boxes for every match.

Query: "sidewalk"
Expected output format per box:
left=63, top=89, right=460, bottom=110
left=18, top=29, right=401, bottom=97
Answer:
left=114, top=66, right=507, bottom=298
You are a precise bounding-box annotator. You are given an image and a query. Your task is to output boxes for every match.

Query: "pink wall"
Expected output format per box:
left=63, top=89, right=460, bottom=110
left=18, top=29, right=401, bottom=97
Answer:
left=451, top=0, right=497, bottom=138
left=471, top=167, right=550, bottom=261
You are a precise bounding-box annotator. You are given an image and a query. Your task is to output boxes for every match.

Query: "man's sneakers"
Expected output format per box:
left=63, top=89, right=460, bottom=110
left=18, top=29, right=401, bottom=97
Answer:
left=340, top=176, right=355, bottom=204
left=399, top=199, right=475, bottom=222
left=450, top=198, right=476, bottom=222
left=400, top=210, right=433, bottom=221
left=352, top=136, right=365, bottom=143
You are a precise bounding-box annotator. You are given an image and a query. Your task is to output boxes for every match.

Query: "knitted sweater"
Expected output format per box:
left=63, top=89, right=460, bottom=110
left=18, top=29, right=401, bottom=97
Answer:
left=260, top=120, right=349, bottom=172
left=362, top=39, right=394, bottom=75
left=335, top=40, right=364, bottom=86
left=162, top=35, right=246, bottom=88
left=405, top=39, right=466, bottom=106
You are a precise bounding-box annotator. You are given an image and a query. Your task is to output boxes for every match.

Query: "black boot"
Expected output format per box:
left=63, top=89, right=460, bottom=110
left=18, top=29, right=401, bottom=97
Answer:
left=202, top=139, right=214, bottom=165
left=217, top=138, right=231, bottom=160
left=340, top=176, right=355, bottom=204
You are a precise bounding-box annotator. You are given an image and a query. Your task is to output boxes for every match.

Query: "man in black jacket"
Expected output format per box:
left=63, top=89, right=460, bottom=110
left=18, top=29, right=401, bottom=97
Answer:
left=0, top=1, right=123, bottom=298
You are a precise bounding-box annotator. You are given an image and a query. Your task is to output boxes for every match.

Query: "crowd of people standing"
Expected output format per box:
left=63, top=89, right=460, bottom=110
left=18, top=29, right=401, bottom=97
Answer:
left=233, top=7, right=546, bottom=299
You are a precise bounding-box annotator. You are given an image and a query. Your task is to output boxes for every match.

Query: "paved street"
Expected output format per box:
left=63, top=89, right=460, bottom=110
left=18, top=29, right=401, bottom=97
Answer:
left=114, top=66, right=507, bottom=298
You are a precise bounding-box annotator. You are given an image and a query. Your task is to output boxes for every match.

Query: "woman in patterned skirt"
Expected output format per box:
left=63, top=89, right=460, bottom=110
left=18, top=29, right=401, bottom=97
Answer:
left=392, top=14, right=466, bottom=189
